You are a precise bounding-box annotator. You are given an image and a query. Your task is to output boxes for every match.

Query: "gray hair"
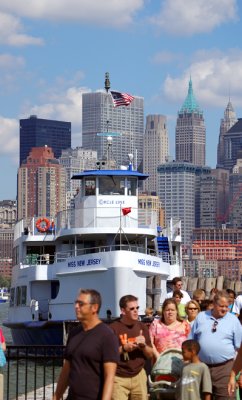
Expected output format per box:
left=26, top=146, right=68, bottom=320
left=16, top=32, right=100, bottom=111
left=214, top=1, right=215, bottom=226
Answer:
left=213, top=290, right=229, bottom=304
left=78, top=289, right=102, bottom=312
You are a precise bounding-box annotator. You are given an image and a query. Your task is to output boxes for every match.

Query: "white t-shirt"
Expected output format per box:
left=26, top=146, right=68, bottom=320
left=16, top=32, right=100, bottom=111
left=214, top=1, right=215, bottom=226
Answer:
left=232, top=295, right=242, bottom=314
left=166, top=289, right=191, bottom=304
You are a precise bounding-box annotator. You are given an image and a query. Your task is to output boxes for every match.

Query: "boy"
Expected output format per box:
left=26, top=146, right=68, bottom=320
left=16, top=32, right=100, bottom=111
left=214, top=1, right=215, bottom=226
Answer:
left=173, top=290, right=186, bottom=319
left=179, top=340, right=212, bottom=400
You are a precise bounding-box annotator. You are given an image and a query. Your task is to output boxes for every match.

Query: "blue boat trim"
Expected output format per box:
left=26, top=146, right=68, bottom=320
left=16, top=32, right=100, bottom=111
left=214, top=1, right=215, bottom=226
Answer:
left=72, top=169, right=149, bottom=180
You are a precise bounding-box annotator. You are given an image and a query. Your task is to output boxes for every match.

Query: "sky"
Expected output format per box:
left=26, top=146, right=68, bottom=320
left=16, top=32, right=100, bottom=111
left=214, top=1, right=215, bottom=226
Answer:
left=0, top=0, right=242, bottom=199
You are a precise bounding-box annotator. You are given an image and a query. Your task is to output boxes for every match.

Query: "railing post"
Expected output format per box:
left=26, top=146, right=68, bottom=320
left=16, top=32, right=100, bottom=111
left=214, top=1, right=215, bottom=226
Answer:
left=0, top=373, right=3, bottom=400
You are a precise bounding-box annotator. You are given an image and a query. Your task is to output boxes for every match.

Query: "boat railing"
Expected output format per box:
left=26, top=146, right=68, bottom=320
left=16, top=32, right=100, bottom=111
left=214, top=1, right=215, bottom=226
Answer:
left=15, top=208, right=158, bottom=238
left=21, top=245, right=176, bottom=265
left=54, top=244, right=158, bottom=262
left=55, top=207, right=158, bottom=231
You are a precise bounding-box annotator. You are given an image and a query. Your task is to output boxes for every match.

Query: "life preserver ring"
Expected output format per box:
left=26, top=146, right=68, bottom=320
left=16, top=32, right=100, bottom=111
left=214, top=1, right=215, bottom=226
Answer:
left=36, top=217, right=51, bottom=233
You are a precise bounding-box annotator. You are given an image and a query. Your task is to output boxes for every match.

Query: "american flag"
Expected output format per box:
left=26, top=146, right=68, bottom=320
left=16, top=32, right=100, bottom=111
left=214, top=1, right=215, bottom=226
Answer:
left=110, top=91, right=135, bottom=107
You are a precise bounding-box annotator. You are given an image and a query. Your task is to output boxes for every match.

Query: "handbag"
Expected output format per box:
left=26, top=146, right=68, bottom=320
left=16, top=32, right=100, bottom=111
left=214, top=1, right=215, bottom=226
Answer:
left=0, top=345, right=6, bottom=367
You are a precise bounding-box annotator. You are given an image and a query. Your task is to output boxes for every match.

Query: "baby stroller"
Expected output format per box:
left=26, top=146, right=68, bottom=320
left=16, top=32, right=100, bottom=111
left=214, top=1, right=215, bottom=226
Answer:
left=148, top=348, right=183, bottom=399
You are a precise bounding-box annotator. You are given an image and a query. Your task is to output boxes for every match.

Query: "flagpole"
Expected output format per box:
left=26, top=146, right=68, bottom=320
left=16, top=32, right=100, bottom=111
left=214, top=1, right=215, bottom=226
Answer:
left=120, top=204, right=122, bottom=248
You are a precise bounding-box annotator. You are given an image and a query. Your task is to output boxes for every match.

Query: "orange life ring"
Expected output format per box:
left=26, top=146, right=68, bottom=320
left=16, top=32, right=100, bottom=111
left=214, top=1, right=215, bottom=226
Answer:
left=36, top=217, right=51, bottom=233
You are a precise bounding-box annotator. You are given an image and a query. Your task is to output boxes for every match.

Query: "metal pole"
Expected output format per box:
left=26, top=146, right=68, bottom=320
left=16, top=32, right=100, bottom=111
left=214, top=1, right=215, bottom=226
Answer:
left=120, top=205, right=122, bottom=248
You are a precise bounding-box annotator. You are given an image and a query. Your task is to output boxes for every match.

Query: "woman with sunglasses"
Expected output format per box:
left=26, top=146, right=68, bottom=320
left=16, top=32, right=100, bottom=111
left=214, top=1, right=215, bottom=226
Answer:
left=149, top=298, right=191, bottom=361
left=185, top=300, right=200, bottom=327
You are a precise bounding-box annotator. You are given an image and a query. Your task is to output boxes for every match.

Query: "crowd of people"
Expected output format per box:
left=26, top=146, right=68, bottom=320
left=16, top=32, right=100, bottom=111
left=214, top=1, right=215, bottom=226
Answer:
left=1, top=277, right=242, bottom=399
left=52, top=278, right=242, bottom=400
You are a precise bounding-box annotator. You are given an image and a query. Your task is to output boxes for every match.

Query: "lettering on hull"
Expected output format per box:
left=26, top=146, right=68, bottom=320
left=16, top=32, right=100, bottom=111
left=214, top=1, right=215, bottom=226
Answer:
left=68, top=259, right=101, bottom=268
left=67, top=257, right=160, bottom=269
left=138, top=258, right=160, bottom=267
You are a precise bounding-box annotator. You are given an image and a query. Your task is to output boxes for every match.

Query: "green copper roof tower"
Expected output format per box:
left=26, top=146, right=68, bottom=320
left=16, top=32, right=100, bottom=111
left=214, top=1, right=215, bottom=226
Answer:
left=179, top=77, right=202, bottom=114
left=175, top=78, right=206, bottom=166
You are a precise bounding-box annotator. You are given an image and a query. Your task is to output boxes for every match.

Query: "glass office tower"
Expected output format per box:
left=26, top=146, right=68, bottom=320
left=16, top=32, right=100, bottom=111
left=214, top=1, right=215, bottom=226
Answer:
left=82, top=92, right=144, bottom=170
left=19, top=115, right=71, bottom=165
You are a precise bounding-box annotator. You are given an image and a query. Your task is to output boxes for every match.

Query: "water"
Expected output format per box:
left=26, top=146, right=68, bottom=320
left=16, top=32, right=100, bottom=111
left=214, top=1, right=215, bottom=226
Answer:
left=0, top=303, right=63, bottom=399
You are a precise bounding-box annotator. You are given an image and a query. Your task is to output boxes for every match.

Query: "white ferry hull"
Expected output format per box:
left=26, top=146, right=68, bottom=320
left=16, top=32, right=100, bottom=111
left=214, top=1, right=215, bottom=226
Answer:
left=6, top=250, right=171, bottom=345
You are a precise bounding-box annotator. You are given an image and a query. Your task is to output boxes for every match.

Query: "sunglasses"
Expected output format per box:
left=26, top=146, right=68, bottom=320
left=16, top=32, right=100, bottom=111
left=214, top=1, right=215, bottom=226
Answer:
left=212, top=320, right=218, bottom=333
left=75, top=300, right=92, bottom=307
left=128, top=306, right=140, bottom=311
left=188, top=307, right=198, bottom=310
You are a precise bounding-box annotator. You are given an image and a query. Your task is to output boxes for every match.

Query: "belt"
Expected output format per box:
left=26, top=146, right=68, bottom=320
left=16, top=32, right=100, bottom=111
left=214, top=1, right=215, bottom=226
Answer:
left=207, top=359, right=233, bottom=368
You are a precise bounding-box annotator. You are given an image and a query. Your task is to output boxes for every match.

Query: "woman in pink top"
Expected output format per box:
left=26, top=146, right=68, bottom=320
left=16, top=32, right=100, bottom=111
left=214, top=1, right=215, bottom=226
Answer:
left=0, top=328, right=6, bottom=352
left=149, top=298, right=190, bottom=360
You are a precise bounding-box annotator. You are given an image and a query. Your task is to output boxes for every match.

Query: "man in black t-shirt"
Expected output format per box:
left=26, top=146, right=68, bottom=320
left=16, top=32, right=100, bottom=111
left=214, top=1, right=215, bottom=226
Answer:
left=53, top=289, right=119, bottom=400
left=110, top=294, right=153, bottom=400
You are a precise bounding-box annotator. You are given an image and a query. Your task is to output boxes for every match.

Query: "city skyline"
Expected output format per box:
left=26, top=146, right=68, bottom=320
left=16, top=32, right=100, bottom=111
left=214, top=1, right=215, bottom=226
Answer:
left=0, top=0, right=242, bottom=198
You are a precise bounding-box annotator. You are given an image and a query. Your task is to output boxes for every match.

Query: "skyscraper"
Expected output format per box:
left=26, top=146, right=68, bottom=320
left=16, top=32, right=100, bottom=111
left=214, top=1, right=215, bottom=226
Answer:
left=217, top=100, right=237, bottom=168
left=59, top=147, right=97, bottom=208
left=175, top=78, right=206, bottom=166
left=0, top=200, right=17, bottom=277
left=229, top=159, right=242, bottom=228
left=143, top=115, right=169, bottom=193
left=18, top=146, right=66, bottom=220
left=223, top=119, right=242, bottom=170
left=157, top=161, right=210, bottom=245
left=82, top=92, right=144, bottom=170
left=199, top=169, right=229, bottom=228
left=199, top=174, right=218, bottom=228
left=19, top=115, right=71, bottom=165
left=0, top=200, right=17, bottom=228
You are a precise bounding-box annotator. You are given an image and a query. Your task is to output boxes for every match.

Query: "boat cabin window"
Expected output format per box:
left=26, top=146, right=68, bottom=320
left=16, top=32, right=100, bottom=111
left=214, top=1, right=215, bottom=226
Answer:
left=85, top=178, right=96, bottom=196
left=26, top=245, right=55, bottom=264
left=99, top=176, right=125, bottom=195
left=21, top=286, right=27, bottom=305
left=13, top=246, right=19, bottom=265
left=16, top=286, right=21, bottom=306
left=10, top=288, right=15, bottom=307
left=127, top=178, right=137, bottom=196
left=16, top=285, right=27, bottom=306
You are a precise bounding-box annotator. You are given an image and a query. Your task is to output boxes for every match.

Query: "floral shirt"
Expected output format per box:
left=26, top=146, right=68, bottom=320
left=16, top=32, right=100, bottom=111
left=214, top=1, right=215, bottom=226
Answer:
left=149, top=319, right=190, bottom=354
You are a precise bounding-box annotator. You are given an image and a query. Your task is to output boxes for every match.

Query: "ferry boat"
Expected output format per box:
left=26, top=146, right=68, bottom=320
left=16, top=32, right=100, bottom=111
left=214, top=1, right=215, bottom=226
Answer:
left=4, top=160, right=182, bottom=345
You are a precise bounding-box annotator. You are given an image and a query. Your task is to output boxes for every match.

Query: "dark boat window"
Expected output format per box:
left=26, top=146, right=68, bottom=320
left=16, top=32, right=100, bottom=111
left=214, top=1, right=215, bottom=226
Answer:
left=99, top=176, right=125, bottom=195
left=51, top=281, right=60, bottom=299
left=10, top=288, right=15, bottom=307
left=127, top=178, right=137, bottom=195
left=21, top=286, right=27, bottom=305
left=13, top=246, right=19, bottom=265
left=85, top=178, right=96, bottom=196
left=16, top=287, right=21, bottom=306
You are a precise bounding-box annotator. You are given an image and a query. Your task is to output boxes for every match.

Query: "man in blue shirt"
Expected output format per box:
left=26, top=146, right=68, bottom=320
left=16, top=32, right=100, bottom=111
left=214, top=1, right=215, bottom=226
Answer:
left=190, top=290, right=242, bottom=400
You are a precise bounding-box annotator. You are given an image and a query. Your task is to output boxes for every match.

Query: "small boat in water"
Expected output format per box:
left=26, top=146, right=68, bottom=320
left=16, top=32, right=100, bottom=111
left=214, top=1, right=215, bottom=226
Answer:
left=4, top=158, right=182, bottom=346
left=0, top=288, right=9, bottom=303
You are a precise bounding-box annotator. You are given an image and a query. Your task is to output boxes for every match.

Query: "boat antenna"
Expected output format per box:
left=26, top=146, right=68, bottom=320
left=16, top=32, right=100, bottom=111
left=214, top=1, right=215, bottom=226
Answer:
left=104, top=72, right=110, bottom=133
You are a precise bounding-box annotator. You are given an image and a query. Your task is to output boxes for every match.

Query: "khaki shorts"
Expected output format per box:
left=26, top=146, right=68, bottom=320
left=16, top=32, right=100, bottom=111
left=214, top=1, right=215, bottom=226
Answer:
left=208, top=359, right=235, bottom=400
left=112, top=368, right=147, bottom=400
